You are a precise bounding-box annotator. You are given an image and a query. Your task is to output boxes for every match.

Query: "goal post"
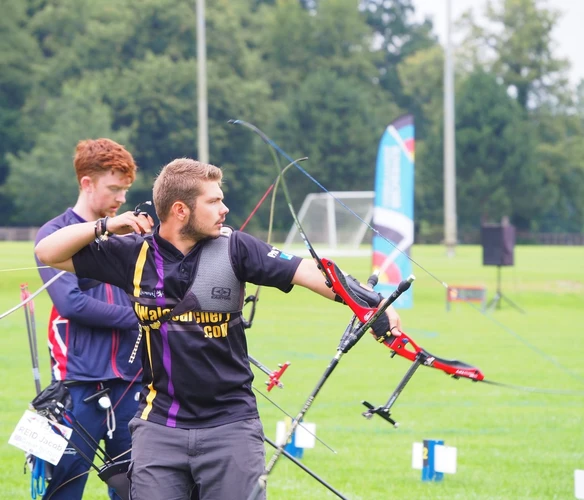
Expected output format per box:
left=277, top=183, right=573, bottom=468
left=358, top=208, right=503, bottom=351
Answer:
left=283, top=191, right=374, bottom=256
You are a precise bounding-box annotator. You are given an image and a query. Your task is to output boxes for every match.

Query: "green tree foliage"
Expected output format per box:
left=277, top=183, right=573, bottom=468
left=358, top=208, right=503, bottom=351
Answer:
left=260, top=0, right=378, bottom=99
left=416, top=69, right=546, bottom=232
left=276, top=69, right=400, bottom=195
left=1, top=0, right=582, bottom=236
left=459, top=0, right=570, bottom=110
left=252, top=0, right=401, bottom=230
left=27, top=0, right=196, bottom=93
left=398, top=45, right=444, bottom=121
left=361, top=0, right=436, bottom=138
left=3, top=81, right=129, bottom=225
left=453, top=70, right=543, bottom=230
left=0, top=1, right=41, bottom=214
left=104, top=54, right=198, bottom=175
left=202, top=0, right=282, bottom=228
left=576, top=80, right=584, bottom=121
left=398, top=46, right=444, bottom=230
left=533, top=110, right=584, bottom=232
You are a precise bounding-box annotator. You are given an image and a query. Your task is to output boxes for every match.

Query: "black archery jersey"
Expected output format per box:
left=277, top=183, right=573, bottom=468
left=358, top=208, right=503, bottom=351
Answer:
left=72, top=226, right=302, bottom=429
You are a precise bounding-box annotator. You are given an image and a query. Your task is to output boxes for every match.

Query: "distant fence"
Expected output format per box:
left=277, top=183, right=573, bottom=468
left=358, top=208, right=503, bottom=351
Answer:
left=415, top=228, right=584, bottom=246
left=0, top=227, right=582, bottom=246
left=515, top=231, right=584, bottom=245
left=0, top=227, right=40, bottom=241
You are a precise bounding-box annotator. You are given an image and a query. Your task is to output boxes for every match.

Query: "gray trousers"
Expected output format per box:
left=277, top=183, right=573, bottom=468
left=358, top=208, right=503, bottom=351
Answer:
left=128, top=417, right=266, bottom=500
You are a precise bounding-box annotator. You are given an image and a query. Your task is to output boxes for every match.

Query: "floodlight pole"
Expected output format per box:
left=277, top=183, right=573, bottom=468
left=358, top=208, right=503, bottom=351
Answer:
left=443, top=0, right=457, bottom=257
left=196, top=0, right=209, bottom=163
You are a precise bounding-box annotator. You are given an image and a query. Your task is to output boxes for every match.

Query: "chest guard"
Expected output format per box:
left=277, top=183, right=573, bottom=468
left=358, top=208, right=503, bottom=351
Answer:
left=189, top=227, right=244, bottom=313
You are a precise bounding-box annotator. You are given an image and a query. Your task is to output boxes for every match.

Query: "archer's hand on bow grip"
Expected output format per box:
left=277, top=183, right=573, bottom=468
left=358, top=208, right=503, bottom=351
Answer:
left=344, top=274, right=384, bottom=307
left=335, top=270, right=400, bottom=335
left=346, top=272, right=395, bottom=336
left=338, top=275, right=414, bottom=353
left=359, top=273, right=393, bottom=335
left=366, top=276, right=414, bottom=339
left=358, top=273, right=395, bottom=336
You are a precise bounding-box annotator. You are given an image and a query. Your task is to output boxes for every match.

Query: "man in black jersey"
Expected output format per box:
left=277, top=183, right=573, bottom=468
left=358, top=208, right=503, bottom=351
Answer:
left=36, top=157, right=401, bottom=500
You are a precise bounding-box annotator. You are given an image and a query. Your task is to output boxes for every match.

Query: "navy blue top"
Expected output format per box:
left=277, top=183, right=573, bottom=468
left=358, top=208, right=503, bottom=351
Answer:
left=35, top=208, right=141, bottom=382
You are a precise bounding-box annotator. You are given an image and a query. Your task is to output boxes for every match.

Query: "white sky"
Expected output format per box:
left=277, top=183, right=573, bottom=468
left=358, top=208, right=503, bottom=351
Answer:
left=412, top=0, right=584, bottom=86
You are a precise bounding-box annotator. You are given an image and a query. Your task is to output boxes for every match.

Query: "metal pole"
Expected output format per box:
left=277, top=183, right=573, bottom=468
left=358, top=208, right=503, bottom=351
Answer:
left=21, top=285, right=42, bottom=395
left=444, top=0, right=457, bottom=256
left=196, top=0, right=209, bottom=163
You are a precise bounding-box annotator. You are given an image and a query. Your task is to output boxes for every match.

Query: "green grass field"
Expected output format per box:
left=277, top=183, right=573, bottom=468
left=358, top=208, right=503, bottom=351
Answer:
left=1, top=242, right=583, bottom=499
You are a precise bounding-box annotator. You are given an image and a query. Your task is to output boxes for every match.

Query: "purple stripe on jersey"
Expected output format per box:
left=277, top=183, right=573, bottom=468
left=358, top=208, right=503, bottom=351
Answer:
left=151, top=238, right=180, bottom=427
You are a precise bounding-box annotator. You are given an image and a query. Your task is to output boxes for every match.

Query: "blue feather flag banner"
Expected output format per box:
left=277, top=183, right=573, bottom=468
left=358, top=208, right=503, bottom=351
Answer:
left=372, top=115, right=415, bottom=309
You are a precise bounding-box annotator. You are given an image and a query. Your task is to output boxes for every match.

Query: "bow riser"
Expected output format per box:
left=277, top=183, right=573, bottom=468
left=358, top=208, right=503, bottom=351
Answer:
left=379, top=332, right=485, bottom=381
left=320, top=258, right=378, bottom=322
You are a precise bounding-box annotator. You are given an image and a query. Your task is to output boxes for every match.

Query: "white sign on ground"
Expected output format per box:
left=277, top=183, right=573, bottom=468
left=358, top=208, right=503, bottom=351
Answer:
left=275, top=420, right=316, bottom=448
left=412, top=442, right=457, bottom=473
left=575, top=469, right=584, bottom=499
left=293, top=422, right=316, bottom=449
left=435, top=445, right=457, bottom=474
left=412, top=442, right=424, bottom=469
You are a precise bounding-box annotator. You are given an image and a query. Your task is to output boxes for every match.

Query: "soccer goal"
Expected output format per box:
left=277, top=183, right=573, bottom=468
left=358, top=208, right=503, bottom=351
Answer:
left=283, top=191, right=374, bottom=256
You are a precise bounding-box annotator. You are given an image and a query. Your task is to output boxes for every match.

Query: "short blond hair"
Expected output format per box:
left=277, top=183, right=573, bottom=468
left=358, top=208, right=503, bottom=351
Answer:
left=153, top=158, right=223, bottom=222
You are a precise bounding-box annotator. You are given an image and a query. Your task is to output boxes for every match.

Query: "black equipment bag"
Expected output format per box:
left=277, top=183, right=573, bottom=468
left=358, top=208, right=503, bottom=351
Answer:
left=30, top=381, right=73, bottom=422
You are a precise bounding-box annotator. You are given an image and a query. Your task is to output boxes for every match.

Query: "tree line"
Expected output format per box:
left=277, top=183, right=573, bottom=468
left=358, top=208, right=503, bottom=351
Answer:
left=1, top=0, right=583, bottom=239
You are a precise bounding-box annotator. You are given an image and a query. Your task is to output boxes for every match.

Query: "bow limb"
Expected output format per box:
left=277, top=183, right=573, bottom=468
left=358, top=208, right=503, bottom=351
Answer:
left=241, top=160, right=305, bottom=329
left=241, top=160, right=305, bottom=396
left=380, top=330, right=485, bottom=380
left=363, top=328, right=584, bottom=427
left=229, top=120, right=320, bottom=262
left=379, top=331, right=584, bottom=394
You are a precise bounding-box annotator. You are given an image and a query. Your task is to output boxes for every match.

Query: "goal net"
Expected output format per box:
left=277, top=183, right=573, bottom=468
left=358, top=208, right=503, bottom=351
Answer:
left=283, top=191, right=374, bottom=256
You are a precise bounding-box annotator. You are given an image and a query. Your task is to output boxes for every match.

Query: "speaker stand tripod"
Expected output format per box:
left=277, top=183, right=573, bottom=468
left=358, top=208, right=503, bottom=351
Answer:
left=486, top=266, right=526, bottom=314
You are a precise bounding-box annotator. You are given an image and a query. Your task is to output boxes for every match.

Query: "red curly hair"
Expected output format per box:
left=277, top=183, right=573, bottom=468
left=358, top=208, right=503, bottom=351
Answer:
left=74, top=138, right=137, bottom=184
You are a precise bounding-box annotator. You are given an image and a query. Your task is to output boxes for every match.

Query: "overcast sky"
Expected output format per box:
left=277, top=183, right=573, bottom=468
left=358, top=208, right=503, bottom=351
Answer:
left=412, top=0, right=584, bottom=86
